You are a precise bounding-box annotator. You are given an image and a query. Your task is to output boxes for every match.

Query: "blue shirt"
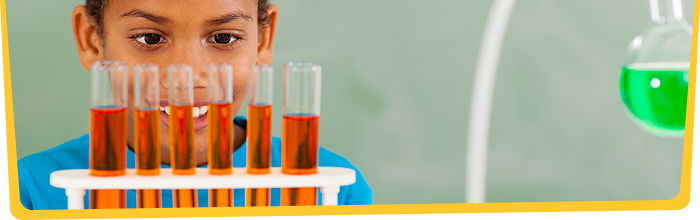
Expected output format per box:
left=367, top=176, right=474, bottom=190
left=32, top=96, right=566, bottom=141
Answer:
left=18, top=116, right=372, bottom=210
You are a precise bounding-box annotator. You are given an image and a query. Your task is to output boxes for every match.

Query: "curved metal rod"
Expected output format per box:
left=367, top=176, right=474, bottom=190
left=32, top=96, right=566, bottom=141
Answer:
left=466, top=0, right=517, bottom=203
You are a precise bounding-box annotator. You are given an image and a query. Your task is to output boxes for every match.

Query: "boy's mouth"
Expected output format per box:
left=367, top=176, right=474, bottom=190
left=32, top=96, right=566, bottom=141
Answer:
left=158, top=103, right=209, bottom=131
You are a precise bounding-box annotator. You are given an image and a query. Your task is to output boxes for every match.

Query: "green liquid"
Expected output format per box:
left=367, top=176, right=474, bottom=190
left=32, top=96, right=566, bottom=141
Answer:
left=619, top=62, right=689, bottom=136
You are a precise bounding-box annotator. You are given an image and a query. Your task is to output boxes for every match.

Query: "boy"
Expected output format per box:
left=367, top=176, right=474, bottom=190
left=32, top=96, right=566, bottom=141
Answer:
left=18, top=0, right=372, bottom=209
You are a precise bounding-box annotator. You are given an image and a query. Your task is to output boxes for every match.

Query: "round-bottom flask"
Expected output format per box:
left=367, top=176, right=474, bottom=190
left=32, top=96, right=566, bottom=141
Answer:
left=619, top=0, right=692, bottom=137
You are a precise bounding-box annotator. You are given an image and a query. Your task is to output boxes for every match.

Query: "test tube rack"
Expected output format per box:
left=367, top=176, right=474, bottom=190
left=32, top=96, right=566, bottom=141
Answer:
left=49, top=167, right=356, bottom=209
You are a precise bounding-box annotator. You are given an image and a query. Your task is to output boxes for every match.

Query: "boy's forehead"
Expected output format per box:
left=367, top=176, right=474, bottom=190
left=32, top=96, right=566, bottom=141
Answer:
left=106, top=0, right=257, bottom=22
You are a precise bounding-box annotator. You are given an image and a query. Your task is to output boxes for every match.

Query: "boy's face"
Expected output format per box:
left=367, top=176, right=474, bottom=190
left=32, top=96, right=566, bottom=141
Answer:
left=73, top=0, right=276, bottom=165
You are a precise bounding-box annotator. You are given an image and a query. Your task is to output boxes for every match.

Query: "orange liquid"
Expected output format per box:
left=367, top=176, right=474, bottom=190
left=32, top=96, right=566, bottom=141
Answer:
left=134, top=108, right=161, bottom=208
left=246, top=188, right=270, bottom=207
left=209, top=189, right=233, bottom=207
left=90, top=190, right=126, bottom=209
left=137, top=189, right=161, bottom=208
left=169, top=104, right=196, bottom=175
left=90, top=108, right=127, bottom=175
left=173, top=189, right=197, bottom=208
left=246, top=104, right=272, bottom=207
left=247, top=104, right=272, bottom=174
left=281, top=115, right=319, bottom=174
left=169, top=104, right=197, bottom=207
left=89, top=108, right=127, bottom=209
left=208, top=102, right=233, bottom=175
left=280, top=188, right=317, bottom=206
left=281, top=115, right=319, bottom=206
left=135, top=108, right=161, bottom=175
left=207, top=102, right=233, bottom=207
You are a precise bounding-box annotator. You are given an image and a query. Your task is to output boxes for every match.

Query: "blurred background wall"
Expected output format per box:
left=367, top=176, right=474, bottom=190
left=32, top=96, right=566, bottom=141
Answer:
left=8, top=0, right=694, bottom=204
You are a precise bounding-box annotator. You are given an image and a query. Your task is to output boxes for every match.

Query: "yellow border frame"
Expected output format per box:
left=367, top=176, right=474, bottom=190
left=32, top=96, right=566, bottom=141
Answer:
left=3, top=0, right=696, bottom=219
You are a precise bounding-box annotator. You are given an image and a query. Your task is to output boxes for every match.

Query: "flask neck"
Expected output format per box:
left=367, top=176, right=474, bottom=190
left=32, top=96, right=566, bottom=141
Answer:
left=649, top=0, right=686, bottom=24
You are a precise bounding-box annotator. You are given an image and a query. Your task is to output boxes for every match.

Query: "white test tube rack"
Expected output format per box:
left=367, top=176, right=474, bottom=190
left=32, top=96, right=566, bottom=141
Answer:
left=50, top=167, right=356, bottom=209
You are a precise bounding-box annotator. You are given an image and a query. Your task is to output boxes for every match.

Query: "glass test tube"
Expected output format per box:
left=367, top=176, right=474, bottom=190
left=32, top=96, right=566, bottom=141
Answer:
left=207, top=63, right=234, bottom=207
left=281, top=62, right=321, bottom=206
left=89, top=61, right=128, bottom=209
left=134, top=64, right=162, bottom=208
left=167, top=64, right=197, bottom=208
left=246, top=64, right=274, bottom=207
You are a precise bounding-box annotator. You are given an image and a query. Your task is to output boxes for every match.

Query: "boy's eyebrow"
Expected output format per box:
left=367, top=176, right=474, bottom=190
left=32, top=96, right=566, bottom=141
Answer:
left=119, top=9, right=171, bottom=23
left=207, top=11, right=254, bottom=25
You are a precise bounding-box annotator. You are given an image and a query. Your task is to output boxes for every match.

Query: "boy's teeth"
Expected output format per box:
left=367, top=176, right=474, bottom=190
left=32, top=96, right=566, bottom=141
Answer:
left=192, top=107, right=200, bottom=117
left=160, top=106, right=208, bottom=118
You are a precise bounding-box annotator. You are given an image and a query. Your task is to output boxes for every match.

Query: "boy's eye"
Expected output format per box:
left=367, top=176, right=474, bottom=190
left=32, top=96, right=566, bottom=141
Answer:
left=209, top=33, right=238, bottom=44
left=135, top=34, right=164, bottom=45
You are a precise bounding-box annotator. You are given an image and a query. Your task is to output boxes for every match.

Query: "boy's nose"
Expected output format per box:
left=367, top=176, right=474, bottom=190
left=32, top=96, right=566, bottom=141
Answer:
left=167, top=42, right=210, bottom=87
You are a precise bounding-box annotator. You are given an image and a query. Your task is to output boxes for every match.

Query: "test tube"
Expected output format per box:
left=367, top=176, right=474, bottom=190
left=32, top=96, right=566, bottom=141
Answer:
left=89, top=61, right=128, bottom=209
left=167, top=64, right=197, bottom=208
left=207, top=63, right=234, bottom=207
left=281, top=62, right=321, bottom=206
left=246, top=64, right=274, bottom=207
left=134, top=63, right=162, bottom=208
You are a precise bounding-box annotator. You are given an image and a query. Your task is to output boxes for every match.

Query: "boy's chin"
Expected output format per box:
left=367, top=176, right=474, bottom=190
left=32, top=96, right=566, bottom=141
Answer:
left=194, top=146, right=209, bottom=155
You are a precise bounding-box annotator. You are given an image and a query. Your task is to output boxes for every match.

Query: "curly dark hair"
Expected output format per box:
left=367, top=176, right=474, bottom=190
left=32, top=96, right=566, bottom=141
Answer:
left=85, top=0, right=272, bottom=37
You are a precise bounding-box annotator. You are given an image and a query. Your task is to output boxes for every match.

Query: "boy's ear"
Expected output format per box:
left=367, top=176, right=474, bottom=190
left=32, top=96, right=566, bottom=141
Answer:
left=72, top=5, right=103, bottom=71
left=256, top=4, right=278, bottom=65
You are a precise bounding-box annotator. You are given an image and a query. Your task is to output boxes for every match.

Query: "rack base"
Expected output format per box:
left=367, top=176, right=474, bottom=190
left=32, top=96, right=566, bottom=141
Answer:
left=50, top=167, right=356, bottom=209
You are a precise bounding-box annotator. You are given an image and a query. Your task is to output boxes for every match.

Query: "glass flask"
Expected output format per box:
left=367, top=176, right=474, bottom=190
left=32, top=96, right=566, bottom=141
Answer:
left=620, top=0, right=692, bottom=137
